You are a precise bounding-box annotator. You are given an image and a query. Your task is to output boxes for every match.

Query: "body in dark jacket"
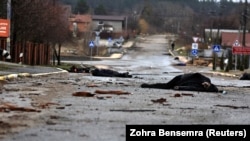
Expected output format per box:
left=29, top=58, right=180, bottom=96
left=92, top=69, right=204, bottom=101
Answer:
left=141, top=73, right=219, bottom=92
left=239, top=73, right=250, bottom=80
left=91, top=68, right=132, bottom=78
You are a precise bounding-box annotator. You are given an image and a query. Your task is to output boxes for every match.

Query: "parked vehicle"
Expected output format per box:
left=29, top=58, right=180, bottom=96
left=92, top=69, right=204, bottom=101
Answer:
left=113, top=41, right=122, bottom=48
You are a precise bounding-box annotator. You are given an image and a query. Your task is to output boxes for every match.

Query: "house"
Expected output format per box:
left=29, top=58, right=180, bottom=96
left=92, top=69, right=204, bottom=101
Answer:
left=68, top=14, right=92, bottom=36
left=204, top=29, right=249, bottom=45
left=221, top=32, right=250, bottom=47
left=91, top=15, right=127, bottom=38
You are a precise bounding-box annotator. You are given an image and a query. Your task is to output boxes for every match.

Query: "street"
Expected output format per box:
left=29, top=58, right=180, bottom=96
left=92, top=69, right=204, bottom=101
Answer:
left=1, top=34, right=250, bottom=141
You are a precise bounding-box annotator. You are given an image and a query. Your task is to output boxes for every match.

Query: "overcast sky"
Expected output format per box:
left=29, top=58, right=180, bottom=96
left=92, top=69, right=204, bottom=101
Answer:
left=214, top=0, right=249, bottom=2
left=229, top=0, right=249, bottom=2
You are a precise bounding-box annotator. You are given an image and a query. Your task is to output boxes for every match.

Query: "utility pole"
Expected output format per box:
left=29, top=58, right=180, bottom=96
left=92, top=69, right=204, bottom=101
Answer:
left=239, top=0, right=249, bottom=70
left=6, top=0, right=11, bottom=52
left=242, top=0, right=247, bottom=47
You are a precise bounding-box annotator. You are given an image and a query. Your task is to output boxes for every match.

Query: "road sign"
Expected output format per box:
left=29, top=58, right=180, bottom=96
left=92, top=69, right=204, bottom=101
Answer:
left=192, top=43, right=198, bottom=49
left=213, top=45, right=220, bottom=52
left=191, top=49, right=198, bottom=55
left=108, top=37, right=112, bottom=42
left=0, top=19, right=10, bottom=37
left=107, top=37, right=113, bottom=47
left=89, top=41, right=95, bottom=48
left=232, top=46, right=250, bottom=54
left=193, top=37, right=199, bottom=43
left=233, top=40, right=240, bottom=46
left=95, top=31, right=100, bottom=36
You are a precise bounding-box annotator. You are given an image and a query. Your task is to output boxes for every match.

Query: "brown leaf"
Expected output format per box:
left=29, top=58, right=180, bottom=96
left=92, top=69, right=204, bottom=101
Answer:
left=173, top=93, right=182, bottom=97
left=151, top=98, right=167, bottom=103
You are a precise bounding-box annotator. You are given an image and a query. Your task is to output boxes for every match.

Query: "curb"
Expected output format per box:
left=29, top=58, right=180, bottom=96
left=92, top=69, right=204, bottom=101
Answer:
left=206, top=71, right=241, bottom=78
left=0, top=68, right=68, bottom=80
left=31, top=69, right=68, bottom=77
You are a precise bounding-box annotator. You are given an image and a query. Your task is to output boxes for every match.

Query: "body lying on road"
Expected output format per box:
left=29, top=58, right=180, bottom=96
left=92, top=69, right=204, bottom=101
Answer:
left=68, top=65, right=90, bottom=73
left=91, top=68, right=132, bottom=78
left=141, top=73, right=219, bottom=92
left=239, top=72, right=250, bottom=80
left=68, top=65, right=132, bottom=78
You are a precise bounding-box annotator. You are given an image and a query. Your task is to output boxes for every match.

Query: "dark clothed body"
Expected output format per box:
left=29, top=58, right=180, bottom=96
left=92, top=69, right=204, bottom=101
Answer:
left=141, top=73, right=219, bottom=92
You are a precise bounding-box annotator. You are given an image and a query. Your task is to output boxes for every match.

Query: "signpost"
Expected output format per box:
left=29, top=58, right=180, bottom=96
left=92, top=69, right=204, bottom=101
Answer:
left=232, top=40, right=241, bottom=70
left=213, top=45, right=221, bottom=53
left=192, top=43, right=198, bottom=50
left=191, top=39, right=199, bottom=63
left=191, top=49, right=198, bottom=56
left=192, top=37, right=199, bottom=43
left=89, top=41, right=95, bottom=61
left=211, top=45, right=221, bottom=70
left=107, top=37, right=112, bottom=54
left=191, top=43, right=198, bottom=57
left=94, top=31, right=101, bottom=56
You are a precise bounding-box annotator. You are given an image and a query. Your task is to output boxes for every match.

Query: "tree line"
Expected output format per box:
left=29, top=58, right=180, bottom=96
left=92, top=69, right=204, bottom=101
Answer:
left=59, top=0, right=248, bottom=34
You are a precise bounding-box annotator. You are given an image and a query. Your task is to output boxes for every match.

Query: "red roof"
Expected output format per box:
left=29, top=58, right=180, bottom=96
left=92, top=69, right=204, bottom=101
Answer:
left=221, top=32, right=250, bottom=47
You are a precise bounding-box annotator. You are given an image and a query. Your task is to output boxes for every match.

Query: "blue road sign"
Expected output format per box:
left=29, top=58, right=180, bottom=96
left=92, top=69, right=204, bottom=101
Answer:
left=213, top=45, right=220, bottom=52
left=108, top=37, right=112, bottom=42
left=89, top=41, right=95, bottom=48
left=191, top=49, right=198, bottom=55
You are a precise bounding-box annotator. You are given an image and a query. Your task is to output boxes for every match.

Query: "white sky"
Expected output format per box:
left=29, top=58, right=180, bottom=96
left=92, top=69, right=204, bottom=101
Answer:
left=228, top=0, right=249, bottom=2
left=214, top=0, right=249, bottom=2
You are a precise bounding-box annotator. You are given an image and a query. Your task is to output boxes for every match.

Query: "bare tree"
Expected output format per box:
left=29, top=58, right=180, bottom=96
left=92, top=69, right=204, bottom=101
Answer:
left=12, top=0, right=71, bottom=65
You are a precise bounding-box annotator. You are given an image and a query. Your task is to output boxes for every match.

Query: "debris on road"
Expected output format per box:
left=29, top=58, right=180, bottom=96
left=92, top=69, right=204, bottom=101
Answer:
left=110, top=109, right=156, bottom=112
left=172, top=93, right=194, bottom=97
left=214, top=104, right=249, bottom=109
left=151, top=98, right=167, bottom=104
left=94, top=89, right=131, bottom=95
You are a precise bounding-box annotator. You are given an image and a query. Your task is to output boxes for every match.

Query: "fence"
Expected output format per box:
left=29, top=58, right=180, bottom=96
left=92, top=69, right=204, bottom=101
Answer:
left=0, top=38, right=51, bottom=65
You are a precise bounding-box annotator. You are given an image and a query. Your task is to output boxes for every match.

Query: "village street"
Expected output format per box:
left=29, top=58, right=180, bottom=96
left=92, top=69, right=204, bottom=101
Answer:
left=1, top=34, right=250, bottom=141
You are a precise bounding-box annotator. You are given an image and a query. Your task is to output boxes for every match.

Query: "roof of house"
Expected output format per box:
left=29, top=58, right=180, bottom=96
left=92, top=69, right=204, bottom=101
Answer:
left=92, top=15, right=126, bottom=21
left=221, top=32, right=250, bottom=47
left=69, top=14, right=92, bottom=23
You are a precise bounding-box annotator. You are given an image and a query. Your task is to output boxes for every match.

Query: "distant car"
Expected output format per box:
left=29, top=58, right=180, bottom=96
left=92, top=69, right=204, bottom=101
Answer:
left=113, top=41, right=122, bottom=48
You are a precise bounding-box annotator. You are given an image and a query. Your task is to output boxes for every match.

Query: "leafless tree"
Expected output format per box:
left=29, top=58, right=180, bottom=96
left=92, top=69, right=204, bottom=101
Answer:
left=12, top=0, right=71, bottom=65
